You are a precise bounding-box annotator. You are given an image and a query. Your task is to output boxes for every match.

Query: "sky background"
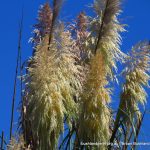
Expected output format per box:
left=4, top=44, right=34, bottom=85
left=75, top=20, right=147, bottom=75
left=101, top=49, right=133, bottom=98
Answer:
left=0, top=0, right=150, bottom=149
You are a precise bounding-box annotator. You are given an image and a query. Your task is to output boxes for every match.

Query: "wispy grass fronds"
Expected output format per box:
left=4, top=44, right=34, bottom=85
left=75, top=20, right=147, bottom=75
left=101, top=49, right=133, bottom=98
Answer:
left=53, top=26, right=83, bottom=115
left=78, top=1, right=125, bottom=149
left=33, top=2, right=52, bottom=45
left=75, top=12, right=90, bottom=63
left=7, top=136, right=31, bottom=150
left=79, top=52, right=111, bottom=150
left=119, top=41, right=150, bottom=123
left=26, top=37, right=64, bottom=150
left=48, top=0, right=63, bottom=47
left=68, top=12, right=90, bottom=89
left=93, top=0, right=125, bottom=78
left=25, top=28, right=83, bottom=149
left=110, top=41, right=150, bottom=147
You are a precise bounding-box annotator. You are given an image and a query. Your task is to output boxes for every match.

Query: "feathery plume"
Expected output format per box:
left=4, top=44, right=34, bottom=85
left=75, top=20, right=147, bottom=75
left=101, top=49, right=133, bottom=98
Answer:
left=79, top=51, right=111, bottom=150
left=78, top=0, right=125, bottom=149
left=93, top=0, right=125, bottom=78
left=119, top=41, right=150, bottom=125
left=25, top=27, right=83, bottom=149
left=7, top=136, right=31, bottom=150
left=75, top=12, right=90, bottom=63
left=110, top=41, right=150, bottom=147
left=32, top=2, right=52, bottom=46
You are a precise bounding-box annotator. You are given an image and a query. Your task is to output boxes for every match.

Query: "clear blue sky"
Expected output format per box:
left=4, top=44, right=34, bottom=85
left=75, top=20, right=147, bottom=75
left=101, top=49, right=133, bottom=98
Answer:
left=0, top=0, right=150, bottom=149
